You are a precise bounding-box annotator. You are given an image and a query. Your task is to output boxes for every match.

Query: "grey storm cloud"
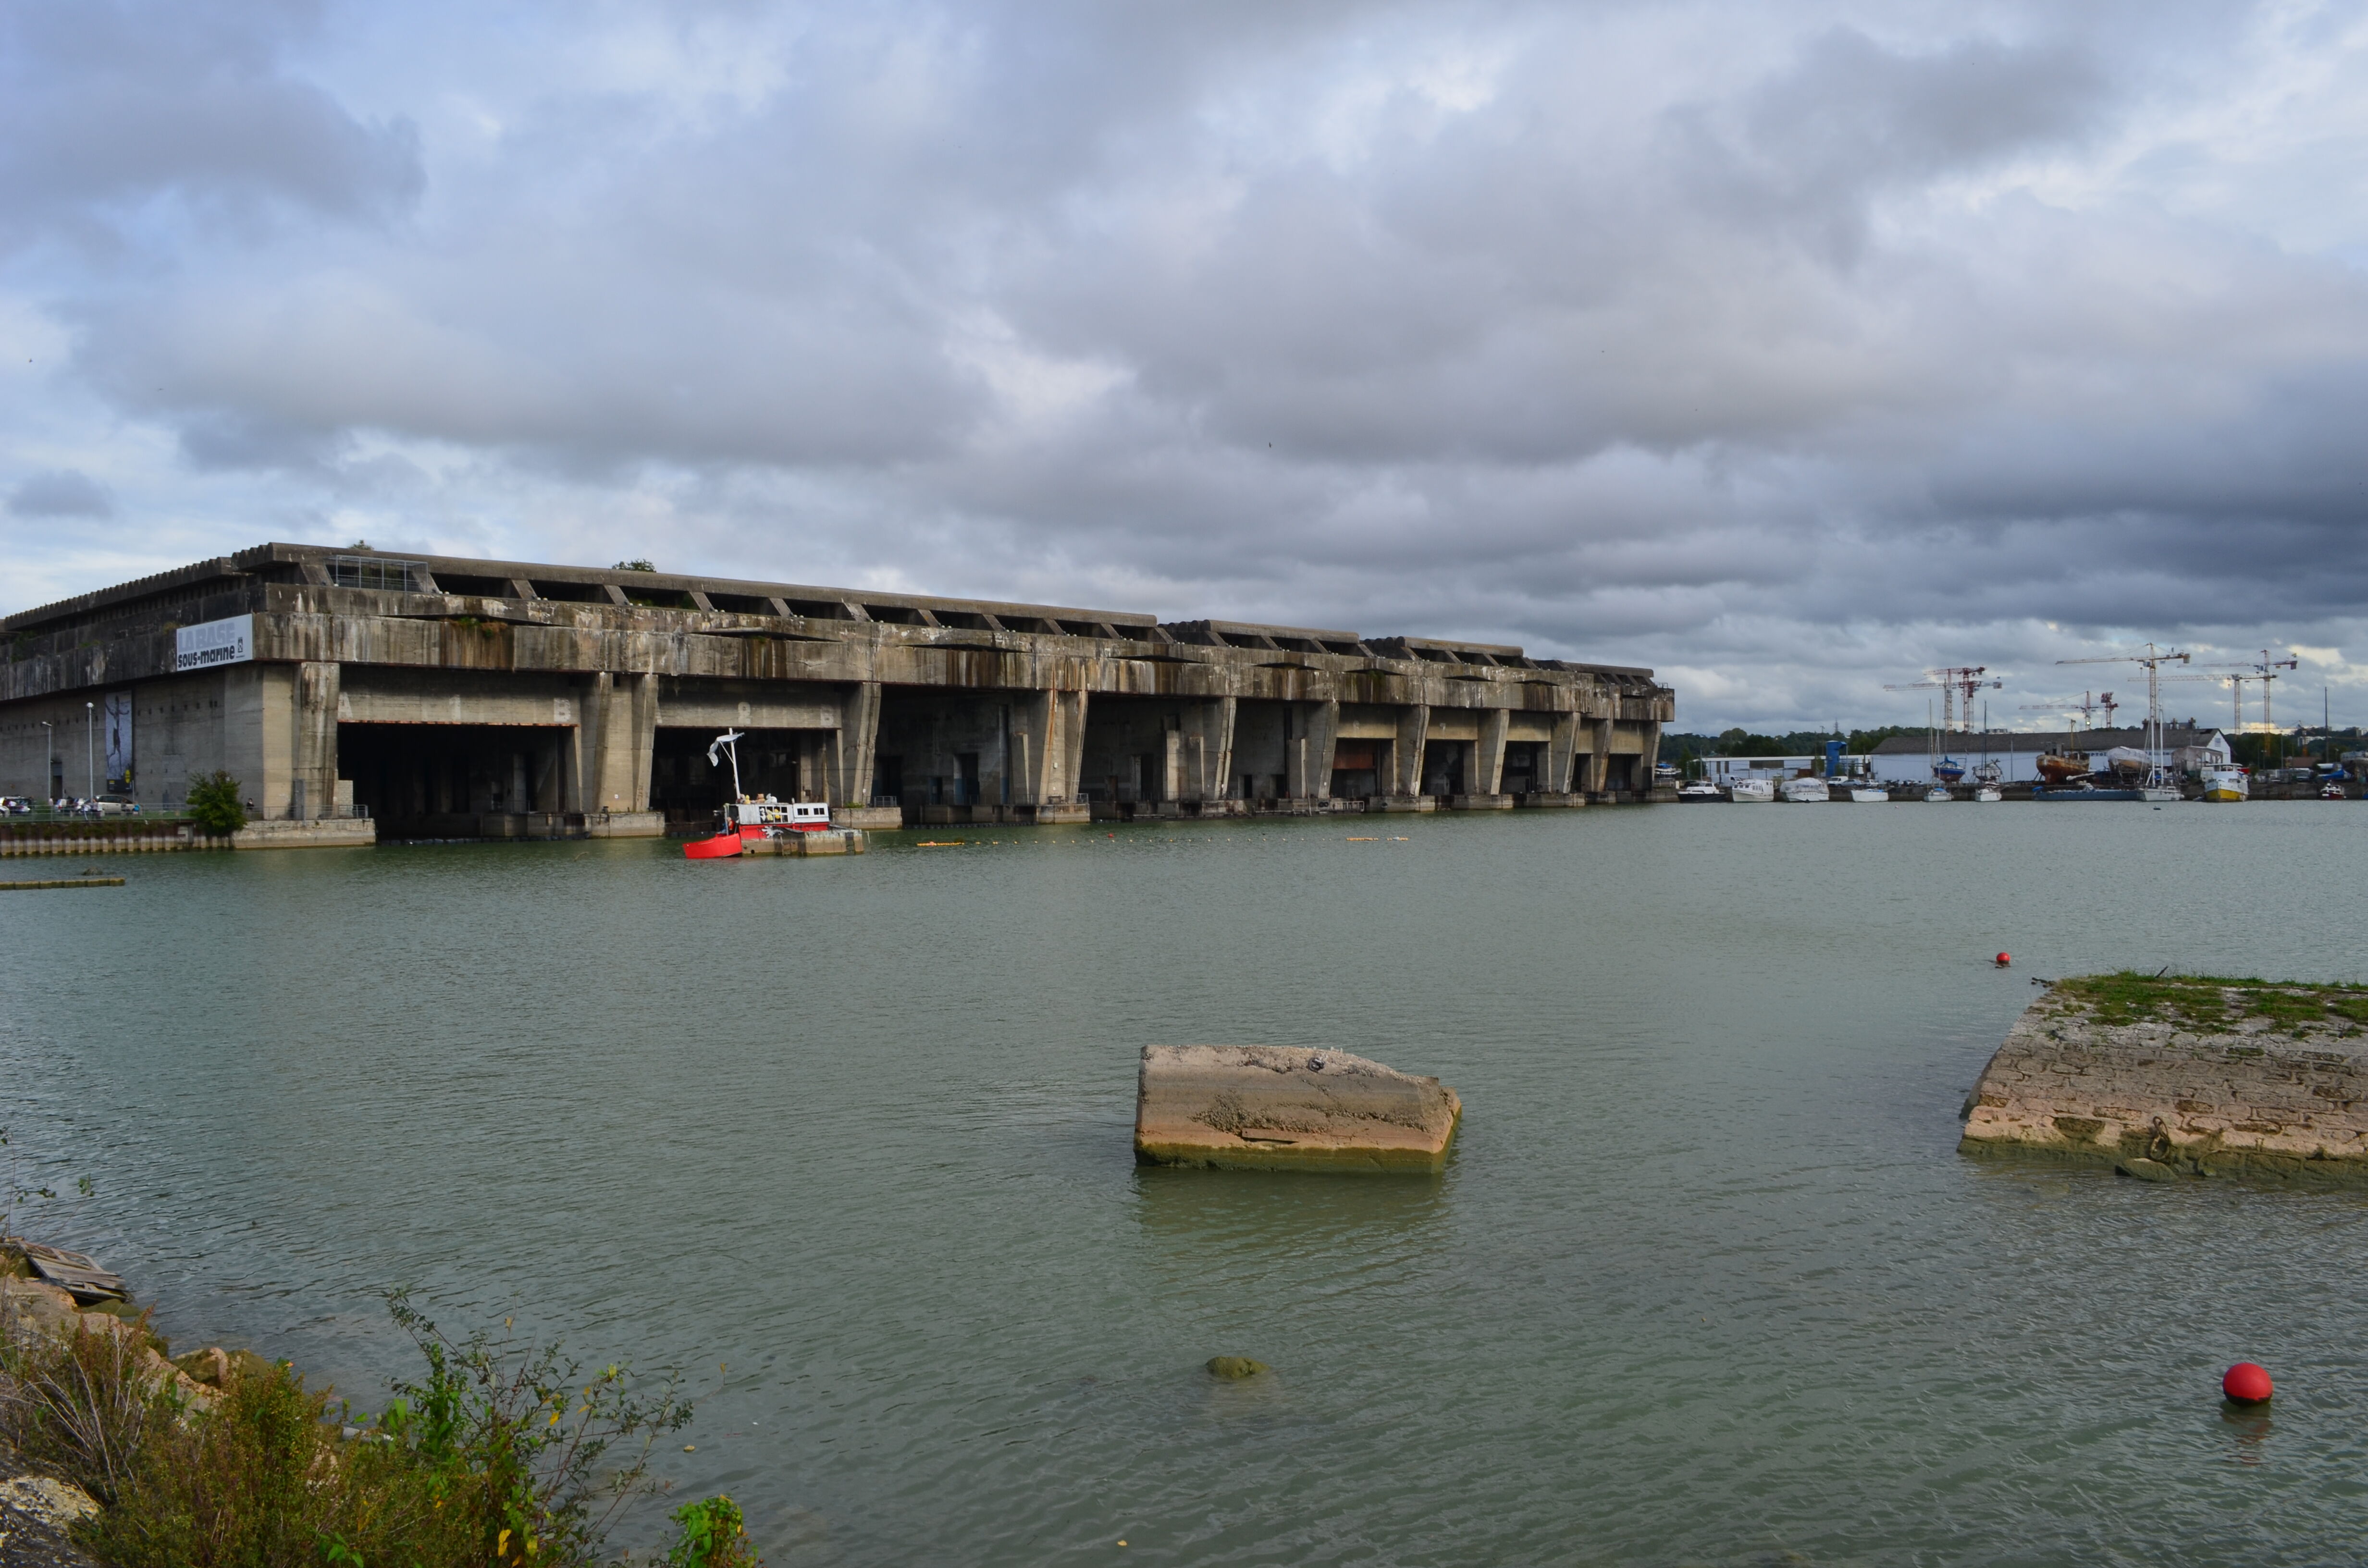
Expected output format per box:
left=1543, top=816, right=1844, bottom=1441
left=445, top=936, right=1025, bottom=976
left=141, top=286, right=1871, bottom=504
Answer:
left=7, top=468, right=115, bottom=519
left=4, top=0, right=2368, bottom=729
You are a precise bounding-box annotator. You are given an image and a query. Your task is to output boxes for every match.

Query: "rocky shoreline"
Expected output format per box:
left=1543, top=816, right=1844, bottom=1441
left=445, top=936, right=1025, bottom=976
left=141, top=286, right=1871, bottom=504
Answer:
left=1960, top=973, right=2368, bottom=1181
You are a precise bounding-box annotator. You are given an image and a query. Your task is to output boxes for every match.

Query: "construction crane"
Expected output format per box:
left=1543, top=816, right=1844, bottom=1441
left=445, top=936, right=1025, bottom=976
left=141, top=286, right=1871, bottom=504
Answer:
left=2018, top=691, right=2117, bottom=731
left=1885, top=666, right=2003, bottom=733
left=2156, top=651, right=2298, bottom=733
left=2056, top=645, right=2189, bottom=792
left=2245, top=650, right=2299, bottom=733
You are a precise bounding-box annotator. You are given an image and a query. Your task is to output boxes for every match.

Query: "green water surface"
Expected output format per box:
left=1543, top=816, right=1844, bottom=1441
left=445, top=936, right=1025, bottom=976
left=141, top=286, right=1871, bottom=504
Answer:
left=5, top=802, right=2367, bottom=1565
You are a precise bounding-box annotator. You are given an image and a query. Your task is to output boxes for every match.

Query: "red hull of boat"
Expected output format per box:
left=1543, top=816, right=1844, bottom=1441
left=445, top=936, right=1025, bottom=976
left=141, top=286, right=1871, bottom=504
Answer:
left=684, top=833, right=744, bottom=859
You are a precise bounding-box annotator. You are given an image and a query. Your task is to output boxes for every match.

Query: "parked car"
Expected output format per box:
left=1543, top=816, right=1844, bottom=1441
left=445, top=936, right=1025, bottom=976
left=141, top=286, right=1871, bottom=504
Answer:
left=90, top=795, right=140, bottom=816
left=0, top=796, right=32, bottom=815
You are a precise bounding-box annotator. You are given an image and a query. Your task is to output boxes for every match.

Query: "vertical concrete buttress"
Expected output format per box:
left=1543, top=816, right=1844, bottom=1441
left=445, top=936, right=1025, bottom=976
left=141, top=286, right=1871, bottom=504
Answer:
left=832, top=680, right=882, bottom=808
left=1394, top=704, right=1431, bottom=797
left=1546, top=712, right=1579, bottom=793
left=1640, top=719, right=1663, bottom=791
left=292, top=662, right=340, bottom=820
left=1055, top=691, right=1087, bottom=803
left=1187, top=697, right=1237, bottom=800
left=1160, top=727, right=1184, bottom=802
left=1477, top=709, right=1509, bottom=795
left=1306, top=699, right=1340, bottom=800
left=1007, top=690, right=1055, bottom=805
left=1589, top=714, right=1614, bottom=796
left=590, top=671, right=657, bottom=812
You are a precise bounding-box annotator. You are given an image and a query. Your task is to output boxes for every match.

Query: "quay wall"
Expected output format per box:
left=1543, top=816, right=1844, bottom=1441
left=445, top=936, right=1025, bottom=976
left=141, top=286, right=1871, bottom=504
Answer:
left=0, top=544, right=1675, bottom=842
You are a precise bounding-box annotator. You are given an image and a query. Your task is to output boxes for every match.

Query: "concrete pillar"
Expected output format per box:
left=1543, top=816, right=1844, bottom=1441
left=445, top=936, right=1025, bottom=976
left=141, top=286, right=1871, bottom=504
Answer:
left=1477, top=710, right=1509, bottom=795
left=830, top=681, right=881, bottom=808
left=1055, top=691, right=1087, bottom=802
left=1304, top=699, right=1340, bottom=800
left=1639, top=719, right=1663, bottom=795
left=292, top=662, right=339, bottom=820
left=1546, top=712, right=1579, bottom=793
left=1160, top=727, right=1183, bottom=801
left=1589, top=714, right=1613, bottom=796
left=1395, top=705, right=1431, bottom=797
left=1008, top=691, right=1053, bottom=805
left=557, top=686, right=587, bottom=812
left=1184, top=697, right=1237, bottom=800
left=590, top=671, right=657, bottom=812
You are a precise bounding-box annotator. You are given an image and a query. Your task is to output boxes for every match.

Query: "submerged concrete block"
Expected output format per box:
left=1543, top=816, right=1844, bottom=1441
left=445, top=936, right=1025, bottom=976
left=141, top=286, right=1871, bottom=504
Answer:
left=1134, top=1044, right=1461, bottom=1172
left=1961, top=974, right=2368, bottom=1182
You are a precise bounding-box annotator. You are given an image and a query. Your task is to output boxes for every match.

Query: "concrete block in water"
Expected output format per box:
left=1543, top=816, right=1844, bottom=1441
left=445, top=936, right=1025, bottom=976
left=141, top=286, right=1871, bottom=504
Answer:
left=1134, top=1044, right=1461, bottom=1172
left=1961, top=974, right=2368, bottom=1183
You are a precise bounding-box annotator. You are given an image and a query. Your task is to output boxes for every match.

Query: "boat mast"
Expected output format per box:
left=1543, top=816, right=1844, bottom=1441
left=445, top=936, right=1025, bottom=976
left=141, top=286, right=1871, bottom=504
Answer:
left=707, top=728, right=747, bottom=802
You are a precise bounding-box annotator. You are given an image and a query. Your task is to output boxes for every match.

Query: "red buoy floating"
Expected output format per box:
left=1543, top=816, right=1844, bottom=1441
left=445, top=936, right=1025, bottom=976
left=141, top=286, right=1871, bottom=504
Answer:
left=1995, top=953, right=2011, bottom=968
left=2222, top=1362, right=2274, bottom=1404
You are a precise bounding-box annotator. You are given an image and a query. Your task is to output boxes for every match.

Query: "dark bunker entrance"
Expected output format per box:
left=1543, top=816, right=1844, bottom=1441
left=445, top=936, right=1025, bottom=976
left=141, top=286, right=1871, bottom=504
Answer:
left=651, top=727, right=814, bottom=828
left=341, top=723, right=571, bottom=838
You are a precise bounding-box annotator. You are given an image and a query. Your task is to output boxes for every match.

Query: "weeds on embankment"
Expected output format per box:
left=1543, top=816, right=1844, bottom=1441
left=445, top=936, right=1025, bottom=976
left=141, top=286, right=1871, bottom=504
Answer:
left=2054, top=971, right=2368, bottom=1033
left=0, top=1289, right=752, bottom=1568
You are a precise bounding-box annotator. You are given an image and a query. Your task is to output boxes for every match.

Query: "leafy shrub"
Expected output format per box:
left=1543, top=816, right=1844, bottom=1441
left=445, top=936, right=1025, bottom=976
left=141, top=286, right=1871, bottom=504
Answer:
left=666, top=1495, right=757, bottom=1568
left=186, top=771, right=247, bottom=834
left=66, top=1292, right=697, bottom=1568
left=79, top=1355, right=469, bottom=1568
left=377, top=1291, right=695, bottom=1567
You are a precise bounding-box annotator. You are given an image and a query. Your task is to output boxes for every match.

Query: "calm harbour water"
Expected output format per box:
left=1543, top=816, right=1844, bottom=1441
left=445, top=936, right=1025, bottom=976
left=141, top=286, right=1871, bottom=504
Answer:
left=7, top=802, right=2368, bottom=1566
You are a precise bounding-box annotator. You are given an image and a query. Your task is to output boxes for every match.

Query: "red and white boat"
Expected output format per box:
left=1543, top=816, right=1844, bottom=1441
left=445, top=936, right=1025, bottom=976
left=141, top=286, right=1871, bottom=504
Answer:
left=683, top=730, right=832, bottom=858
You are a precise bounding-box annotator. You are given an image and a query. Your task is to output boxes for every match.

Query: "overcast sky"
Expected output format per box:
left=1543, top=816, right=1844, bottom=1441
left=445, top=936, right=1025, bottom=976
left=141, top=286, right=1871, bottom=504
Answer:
left=6, top=0, right=2367, bottom=731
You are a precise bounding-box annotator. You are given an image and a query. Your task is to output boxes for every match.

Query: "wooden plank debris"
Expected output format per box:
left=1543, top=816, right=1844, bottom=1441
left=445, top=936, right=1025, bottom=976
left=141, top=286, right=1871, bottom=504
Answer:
left=10, top=1240, right=131, bottom=1304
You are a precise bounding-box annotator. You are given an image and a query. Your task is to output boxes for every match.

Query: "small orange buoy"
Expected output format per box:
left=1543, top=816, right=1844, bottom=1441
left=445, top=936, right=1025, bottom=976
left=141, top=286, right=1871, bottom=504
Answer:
left=2223, top=1362, right=2273, bottom=1404
left=1995, top=953, right=2011, bottom=968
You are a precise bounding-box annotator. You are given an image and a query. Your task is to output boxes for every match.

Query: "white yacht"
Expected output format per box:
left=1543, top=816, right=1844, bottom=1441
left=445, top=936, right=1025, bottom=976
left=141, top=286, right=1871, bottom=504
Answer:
left=1849, top=784, right=1890, bottom=802
left=1727, top=777, right=1776, bottom=803
left=1924, top=784, right=1954, bottom=803
left=1779, top=775, right=1831, bottom=803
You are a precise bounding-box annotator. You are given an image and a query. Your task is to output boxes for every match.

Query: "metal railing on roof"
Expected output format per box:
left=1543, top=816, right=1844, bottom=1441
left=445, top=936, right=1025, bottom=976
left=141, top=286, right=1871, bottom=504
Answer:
left=331, top=555, right=429, bottom=592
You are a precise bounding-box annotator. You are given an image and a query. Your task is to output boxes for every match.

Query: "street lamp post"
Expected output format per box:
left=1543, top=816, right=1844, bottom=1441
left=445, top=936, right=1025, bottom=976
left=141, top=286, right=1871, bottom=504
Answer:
left=39, top=720, right=53, bottom=804
left=86, top=700, right=96, bottom=803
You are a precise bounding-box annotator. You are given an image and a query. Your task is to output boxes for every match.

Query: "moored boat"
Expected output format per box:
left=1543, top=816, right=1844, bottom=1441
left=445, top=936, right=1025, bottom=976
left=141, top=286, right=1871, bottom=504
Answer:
left=1973, top=784, right=2003, bottom=802
left=1924, top=785, right=1953, bottom=803
left=1779, top=775, right=1831, bottom=803
left=683, top=728, right=834, bottom=859
left=1728, top=777, right=1776, bottom=803
left=2201, top=766, right=2249, bottom=802
left=1850, top=785, right=1890, bottom=802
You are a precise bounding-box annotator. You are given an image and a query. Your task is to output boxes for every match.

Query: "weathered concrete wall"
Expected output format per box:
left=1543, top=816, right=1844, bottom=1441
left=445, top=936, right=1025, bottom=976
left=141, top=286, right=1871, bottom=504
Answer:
left=1961, top=980, right=2368, bottom=1181
left=1, top=544, right=1676, bottom=833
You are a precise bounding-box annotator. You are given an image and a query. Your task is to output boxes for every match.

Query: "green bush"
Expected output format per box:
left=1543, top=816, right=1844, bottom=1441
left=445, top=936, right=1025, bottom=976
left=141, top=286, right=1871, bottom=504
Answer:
left=78, top=1357, right=469, bottom=1568
left=666, top=1495, right=757, bottom=1568
left=186, top=771, right=247, bottom=834
left=64, top=1293, right=696, bottom=1568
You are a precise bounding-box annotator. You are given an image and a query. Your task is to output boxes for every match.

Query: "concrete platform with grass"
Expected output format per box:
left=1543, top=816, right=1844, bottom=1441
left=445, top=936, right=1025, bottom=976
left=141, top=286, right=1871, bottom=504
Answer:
left=1960, top=972, right=2368, bottom=1182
